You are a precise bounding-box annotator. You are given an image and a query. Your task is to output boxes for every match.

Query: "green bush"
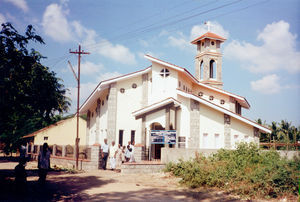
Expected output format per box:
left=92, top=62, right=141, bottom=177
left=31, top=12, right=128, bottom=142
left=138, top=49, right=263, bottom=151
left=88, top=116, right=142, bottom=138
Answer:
left=165, top=142, right=299, bottom=199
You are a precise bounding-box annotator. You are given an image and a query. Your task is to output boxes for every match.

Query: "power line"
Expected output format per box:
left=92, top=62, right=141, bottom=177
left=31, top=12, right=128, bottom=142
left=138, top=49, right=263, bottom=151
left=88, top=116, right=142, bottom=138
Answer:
left=83, top=0, right=222, bottom=49
left=85, top=0, right=243, bottom=51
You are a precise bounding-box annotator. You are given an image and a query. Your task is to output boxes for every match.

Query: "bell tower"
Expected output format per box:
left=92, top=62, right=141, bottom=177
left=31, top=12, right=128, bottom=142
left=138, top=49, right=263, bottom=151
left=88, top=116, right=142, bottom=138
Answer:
left=191, top=29, right=226, bottom=89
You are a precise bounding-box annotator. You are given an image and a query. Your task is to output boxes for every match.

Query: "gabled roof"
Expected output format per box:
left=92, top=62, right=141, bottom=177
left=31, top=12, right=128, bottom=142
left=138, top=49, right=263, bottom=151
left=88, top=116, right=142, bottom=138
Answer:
left=144, top=54, right=250, bottom=109
left=177, top=89, right=271, bottom=134
left=191, top=32, right=226, bottom=44
left=22, top=116, right=85, bottom=138
left=79, top=67, right=151, bottom=114
left=132, top=97, right=181, bottom=118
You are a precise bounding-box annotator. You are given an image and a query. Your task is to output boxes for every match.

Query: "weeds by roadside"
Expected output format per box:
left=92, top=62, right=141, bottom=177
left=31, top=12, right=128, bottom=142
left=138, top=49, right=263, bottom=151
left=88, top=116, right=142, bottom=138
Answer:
left=165, top=142, right=299, bottom=199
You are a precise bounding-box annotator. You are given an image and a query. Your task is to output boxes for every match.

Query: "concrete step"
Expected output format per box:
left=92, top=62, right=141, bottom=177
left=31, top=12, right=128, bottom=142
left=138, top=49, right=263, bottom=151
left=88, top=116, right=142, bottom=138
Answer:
left=121, top=162, right=165, bottom=174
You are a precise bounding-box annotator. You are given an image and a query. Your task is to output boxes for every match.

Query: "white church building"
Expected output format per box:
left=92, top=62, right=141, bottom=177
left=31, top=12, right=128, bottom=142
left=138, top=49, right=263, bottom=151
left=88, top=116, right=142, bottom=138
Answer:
left=79, top=31, right=271, bottom=160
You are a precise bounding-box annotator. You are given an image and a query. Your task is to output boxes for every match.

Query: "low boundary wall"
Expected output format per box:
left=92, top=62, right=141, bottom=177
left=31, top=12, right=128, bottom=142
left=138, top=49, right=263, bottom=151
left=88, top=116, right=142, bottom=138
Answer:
left=161, top=148, right=300, bottom=164
left=161, top=148, right=218, bottom=164
left=27, top=144, right=101, bottom=170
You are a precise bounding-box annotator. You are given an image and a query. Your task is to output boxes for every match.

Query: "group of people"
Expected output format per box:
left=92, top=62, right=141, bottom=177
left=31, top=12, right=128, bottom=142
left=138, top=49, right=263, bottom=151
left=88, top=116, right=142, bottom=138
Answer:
left=101, top=139, right=135, bottom=170
left=15, top=142, right=51, bottom=192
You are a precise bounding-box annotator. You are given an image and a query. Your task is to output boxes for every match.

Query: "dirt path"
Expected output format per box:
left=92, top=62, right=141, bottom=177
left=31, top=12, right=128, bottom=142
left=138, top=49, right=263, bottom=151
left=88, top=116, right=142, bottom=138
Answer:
left=0, top=160, right=242, bottom=201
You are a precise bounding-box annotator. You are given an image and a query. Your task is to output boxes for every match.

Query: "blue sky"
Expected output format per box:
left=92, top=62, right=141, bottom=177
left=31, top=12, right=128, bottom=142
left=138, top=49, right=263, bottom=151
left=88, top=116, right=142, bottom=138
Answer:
left=1, top=0, right=299, bottom=126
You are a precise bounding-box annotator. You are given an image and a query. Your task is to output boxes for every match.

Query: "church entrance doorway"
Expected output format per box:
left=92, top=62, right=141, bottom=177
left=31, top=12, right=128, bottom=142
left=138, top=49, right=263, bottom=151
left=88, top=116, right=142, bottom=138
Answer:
left=150, top=122, right=165, bottom=160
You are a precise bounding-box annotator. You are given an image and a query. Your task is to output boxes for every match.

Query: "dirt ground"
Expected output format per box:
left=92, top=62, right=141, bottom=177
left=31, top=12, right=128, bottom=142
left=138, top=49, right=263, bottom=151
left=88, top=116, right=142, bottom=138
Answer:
left=0, top=158, right=293, bottom=202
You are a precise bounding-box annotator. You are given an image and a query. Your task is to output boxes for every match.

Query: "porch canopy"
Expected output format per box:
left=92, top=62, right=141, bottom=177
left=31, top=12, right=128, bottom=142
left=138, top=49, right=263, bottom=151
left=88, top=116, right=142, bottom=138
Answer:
left=132, top=97, right=181, bottom=120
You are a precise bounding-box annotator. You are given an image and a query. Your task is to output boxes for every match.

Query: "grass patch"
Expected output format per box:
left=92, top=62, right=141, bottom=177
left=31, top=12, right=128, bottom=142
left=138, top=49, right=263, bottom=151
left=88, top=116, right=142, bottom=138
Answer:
left=165, top=143, right=299, bottom=199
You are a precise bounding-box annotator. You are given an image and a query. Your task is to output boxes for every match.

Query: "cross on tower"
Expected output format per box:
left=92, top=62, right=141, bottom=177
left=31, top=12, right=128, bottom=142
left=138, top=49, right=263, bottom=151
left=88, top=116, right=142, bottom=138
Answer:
left=204, top=21, right=212, bottom=32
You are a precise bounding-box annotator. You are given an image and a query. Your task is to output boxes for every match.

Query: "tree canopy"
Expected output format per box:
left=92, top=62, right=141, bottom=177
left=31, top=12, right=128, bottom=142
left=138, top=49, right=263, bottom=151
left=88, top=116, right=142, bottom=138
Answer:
left=0, top=23, right=70, bottom=153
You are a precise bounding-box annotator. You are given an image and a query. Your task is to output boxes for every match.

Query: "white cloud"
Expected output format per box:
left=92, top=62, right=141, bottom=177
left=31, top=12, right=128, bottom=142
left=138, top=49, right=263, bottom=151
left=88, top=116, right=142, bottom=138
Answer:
left=68, top=82, right=98, bottom=107
left=67, top=70, right=122, bottom=112
left=4, top=0, right=29, bottom=13
left=190, top=21, right=229, bottom=40
left=96, top=39, right=136, bottom=65
left=165, top=21, right=228, bottom=51
left=81, top=61, right=104, bottom=75
left=168, top=32, right=191, bottom=50
left=250, top=74, right=281, bottom=94
left=97, top=71, right=122, bottom=81
left=139, top=39, right=149, bottom=47
left=159, top=30, right=169, bottom=37
left=0, top=13, right=6, bottom=25
left=42, top=4, right=73, bottom=42
left=64, top=61, right=104, bottom=76
left=224, top=20, right=300, bottom=73
left=42, top=2, right=136, bottom=64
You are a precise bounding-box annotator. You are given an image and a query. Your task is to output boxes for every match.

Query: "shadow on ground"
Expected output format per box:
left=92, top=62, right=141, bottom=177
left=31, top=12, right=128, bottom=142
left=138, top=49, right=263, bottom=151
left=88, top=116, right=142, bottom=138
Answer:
left=0, top=169, right=115, bottom=201
left=78, top=188, right=241, bottom=202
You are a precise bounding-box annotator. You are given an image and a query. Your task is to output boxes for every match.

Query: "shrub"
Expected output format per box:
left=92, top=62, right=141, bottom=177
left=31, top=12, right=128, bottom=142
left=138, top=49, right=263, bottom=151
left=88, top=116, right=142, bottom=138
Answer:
left=165, top=143, right=299, bottom=199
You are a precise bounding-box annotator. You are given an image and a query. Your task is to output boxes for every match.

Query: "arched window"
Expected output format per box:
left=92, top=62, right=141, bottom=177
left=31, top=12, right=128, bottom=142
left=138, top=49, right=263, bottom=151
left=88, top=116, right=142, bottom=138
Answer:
left=209, top=60, right=216, bottom=79
left=200, top=60, right=203, bottom=80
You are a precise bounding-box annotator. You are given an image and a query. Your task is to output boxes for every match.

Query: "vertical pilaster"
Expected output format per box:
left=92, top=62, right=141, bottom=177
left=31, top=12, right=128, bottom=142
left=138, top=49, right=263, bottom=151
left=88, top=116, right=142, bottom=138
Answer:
left=195, top=58, right=200, bottom=80
left=95, top=99, right=101, bottom=144
left=189, top=100, right=200, bottom=148
left=107, top=82, right=117, bottom=144
left=62, top=145, right=66, bottom=157
left=141, top=116, right=146, bottom=146
left=86, top=110, right=91, bottom=146
left=175, top=107, right=179, bottom=148
left=229, top=97, right=236, bottom=112
left=52, top=145, right=56, bottom=156
left=165, top=107, right=170, bottom=130
left=203, top=55, right=209, bottom=81
left=224, top=114, right=231, bottom=149
left=91, top=145, right=101, bottom=170
left=217, top=55, right=223, bottom=83
left=253, top=127, right=260, bottom=144
left=142, top=73, right=148, bottom=107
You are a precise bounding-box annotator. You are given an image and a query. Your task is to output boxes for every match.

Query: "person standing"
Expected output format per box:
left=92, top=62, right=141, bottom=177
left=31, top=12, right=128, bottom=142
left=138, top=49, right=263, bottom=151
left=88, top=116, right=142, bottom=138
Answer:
left=19, top=143, right=27, bottom=162
left=38, top=143, right=51, bottom=184
left=125, top=142, right=131, bottom=162
left=14, top=158, right=27, bottom=194
left=101, top=139, right=109, bottom=170
left=108, top=141, right=117, bottom=170
left=116, top=144, right=123, bottom=169
left=129, top=141, right=135, bottom=163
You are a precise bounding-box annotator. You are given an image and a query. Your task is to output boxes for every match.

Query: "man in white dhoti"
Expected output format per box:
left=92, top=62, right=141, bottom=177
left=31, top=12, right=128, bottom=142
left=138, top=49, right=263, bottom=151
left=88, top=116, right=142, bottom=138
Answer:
left=109, top=141, right=117, bottom=170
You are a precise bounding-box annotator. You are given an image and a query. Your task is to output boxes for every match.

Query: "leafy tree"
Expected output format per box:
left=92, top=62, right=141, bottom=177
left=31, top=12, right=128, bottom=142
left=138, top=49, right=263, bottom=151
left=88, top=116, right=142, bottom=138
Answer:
left=0, top=23, right=70, bottom=153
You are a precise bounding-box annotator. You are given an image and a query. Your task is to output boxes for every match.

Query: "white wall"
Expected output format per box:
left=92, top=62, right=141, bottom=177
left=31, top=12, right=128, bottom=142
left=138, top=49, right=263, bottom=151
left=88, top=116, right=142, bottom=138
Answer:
left=231, top=117, right=255, bottom=149
left=150, top=62, right=178, bottom=103
left=116, top=75, right=143, bottom=145
left=88, top=101, right=97, bottom=145
left=192, top=84, right=231, bottom=110
left=87, top=89, right=109, bottom=146
left=176, top=95, right=190, bottom=147
left=199, top=104, right=225, bottom=149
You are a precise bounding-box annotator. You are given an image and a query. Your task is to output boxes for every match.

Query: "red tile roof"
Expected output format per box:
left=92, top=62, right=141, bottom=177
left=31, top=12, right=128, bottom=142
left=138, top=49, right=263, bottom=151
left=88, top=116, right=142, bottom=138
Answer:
left=191, top=32, right=226, bottom=44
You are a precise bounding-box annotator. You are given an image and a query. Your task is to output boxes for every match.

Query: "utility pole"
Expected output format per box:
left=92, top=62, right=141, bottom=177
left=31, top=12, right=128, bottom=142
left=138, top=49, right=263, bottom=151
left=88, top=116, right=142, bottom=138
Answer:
left=69, top=45, right=90, bottom=170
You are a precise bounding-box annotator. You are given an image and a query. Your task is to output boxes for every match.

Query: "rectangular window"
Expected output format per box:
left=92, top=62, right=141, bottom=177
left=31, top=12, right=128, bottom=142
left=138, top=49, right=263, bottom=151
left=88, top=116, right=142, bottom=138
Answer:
left=203, top=133, right=208, bottom=148
left=214, top=134, right=220, bottom=149
left=233, top=134, right=239, bottom=148
left=44, top=136, right=48, bottom=141
left=119, top=130, right=124, bottom=146
left=131, top=130, right=135, bottom=144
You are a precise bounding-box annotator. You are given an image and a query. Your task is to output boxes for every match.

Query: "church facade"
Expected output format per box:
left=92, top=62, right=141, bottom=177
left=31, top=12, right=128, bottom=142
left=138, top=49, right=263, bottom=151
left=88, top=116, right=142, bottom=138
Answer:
left=79, top=31, right=271, bottom=159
